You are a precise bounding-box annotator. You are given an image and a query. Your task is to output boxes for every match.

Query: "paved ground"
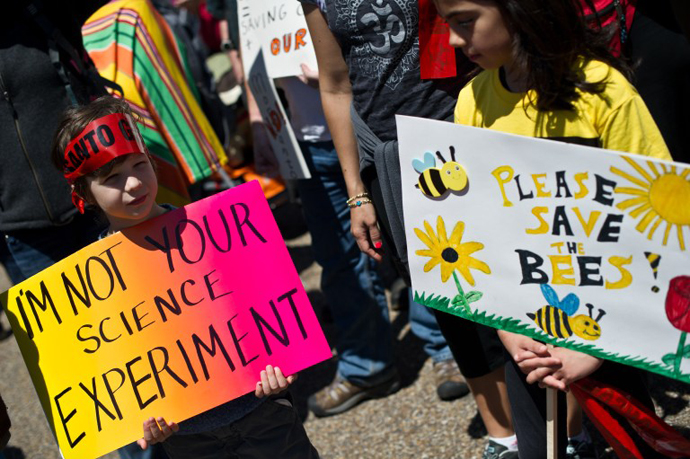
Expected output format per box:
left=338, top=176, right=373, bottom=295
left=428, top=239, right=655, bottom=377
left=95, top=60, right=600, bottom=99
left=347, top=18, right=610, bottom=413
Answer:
left=0, top=202, right=688, bottom=459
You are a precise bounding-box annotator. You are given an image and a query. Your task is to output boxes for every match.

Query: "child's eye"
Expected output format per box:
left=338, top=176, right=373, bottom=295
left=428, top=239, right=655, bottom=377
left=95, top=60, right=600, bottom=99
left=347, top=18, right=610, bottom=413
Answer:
left=452, top=17, right=475, bottom=28
left=134, top=160, right=147, bottom=168
left=104, top=173, right=120, bottom=183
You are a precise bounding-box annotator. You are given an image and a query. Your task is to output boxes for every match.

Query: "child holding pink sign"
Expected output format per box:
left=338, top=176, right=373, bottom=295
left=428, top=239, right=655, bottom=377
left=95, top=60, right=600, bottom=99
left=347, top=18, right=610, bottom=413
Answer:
left=51, top=96, right=319, bottom=458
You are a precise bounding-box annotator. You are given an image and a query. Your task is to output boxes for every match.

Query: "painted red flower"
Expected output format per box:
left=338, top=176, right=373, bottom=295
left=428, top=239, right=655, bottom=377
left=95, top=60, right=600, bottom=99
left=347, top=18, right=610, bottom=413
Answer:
left=666, top=276, right=690, bottom=333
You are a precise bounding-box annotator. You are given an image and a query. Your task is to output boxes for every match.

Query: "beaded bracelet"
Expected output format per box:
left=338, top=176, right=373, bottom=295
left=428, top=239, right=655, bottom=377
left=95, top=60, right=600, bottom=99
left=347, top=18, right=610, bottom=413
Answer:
left=347, top=197, right=373, bottom=208
left=346, top=192, right=370, bottom=204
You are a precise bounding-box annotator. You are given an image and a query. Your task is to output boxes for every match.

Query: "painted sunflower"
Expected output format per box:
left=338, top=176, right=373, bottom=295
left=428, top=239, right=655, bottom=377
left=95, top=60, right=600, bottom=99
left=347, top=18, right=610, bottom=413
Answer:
left=415, top=217, right=491, bottom=284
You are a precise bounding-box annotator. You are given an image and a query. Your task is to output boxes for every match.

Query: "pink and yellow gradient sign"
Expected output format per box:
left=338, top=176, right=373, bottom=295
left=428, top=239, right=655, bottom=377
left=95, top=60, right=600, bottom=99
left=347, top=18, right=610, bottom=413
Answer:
left=0, top=181, right=332, bottom=459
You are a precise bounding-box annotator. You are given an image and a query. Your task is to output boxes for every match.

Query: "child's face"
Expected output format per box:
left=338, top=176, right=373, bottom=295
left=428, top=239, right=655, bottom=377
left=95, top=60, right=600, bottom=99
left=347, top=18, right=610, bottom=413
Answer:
left=434, top=0, right=513, bottom=71
left=86, top=153, right=159, bottom=230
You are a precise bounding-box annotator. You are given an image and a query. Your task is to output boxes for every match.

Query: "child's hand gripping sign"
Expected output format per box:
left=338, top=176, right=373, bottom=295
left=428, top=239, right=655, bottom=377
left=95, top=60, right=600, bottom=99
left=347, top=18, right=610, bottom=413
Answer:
left=0, top=180, right=332, bottom=459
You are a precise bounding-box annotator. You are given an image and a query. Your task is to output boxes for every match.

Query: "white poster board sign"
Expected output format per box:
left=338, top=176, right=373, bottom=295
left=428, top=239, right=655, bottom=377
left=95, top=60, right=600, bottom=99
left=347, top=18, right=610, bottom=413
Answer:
left=238, top=0, right=318, bottom=79
left=398, top=115, right=690, bottom=384
left=238, top=0, right=311, bottom=180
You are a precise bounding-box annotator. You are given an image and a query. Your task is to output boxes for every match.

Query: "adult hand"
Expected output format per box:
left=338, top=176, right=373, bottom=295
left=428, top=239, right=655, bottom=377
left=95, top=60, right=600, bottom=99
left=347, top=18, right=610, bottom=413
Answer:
left=137, top=417, right=178, bottom=450
left=498, top=330, right=561, bottom=376
left=255, top=365, right=298, bottom=398
left=531, top=347, right=603, bottom=391
left=297, top=64, right=320, bottom=89
left=350, top=204, right=383, bottom=262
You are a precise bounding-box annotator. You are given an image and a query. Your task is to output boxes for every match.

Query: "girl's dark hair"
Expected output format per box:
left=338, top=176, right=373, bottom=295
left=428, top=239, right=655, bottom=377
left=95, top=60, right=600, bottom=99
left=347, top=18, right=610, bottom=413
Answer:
left=51, top=96, right=153, bottom=203
left=493, top=0, right=632, bottom=111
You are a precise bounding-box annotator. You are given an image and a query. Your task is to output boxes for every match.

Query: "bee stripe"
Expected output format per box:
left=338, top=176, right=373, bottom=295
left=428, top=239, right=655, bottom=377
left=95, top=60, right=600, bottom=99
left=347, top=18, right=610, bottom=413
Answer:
left=552, top=310, right=564, bottom=338
left=430, top=171, right=446, bottom=194
left=419, top=177, right=434, bottom=196
left=563, top=315, right=572, bottom=336
left=544, top=308, right=553, bottom=336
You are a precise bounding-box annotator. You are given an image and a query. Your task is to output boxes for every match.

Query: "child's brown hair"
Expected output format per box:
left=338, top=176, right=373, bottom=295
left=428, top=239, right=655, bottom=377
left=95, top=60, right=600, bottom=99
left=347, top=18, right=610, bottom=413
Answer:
left=488, top=0, right=632, bottom=111
left=51, top=96, right=154, bottom=205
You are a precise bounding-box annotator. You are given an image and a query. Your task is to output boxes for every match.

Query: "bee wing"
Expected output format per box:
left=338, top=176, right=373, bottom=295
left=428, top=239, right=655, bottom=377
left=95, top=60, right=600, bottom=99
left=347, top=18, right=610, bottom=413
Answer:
left=412, top=151, right=436, bottom=173
left=559, top=293, right=580, bottom=316
left=540, top=284, right=559, bottom=307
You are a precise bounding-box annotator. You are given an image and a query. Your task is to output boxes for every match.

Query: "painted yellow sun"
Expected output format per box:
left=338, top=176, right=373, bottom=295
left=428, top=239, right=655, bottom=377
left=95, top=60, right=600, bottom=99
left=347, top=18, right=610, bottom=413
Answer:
left=414, top=216, right=491, bottom=284
left=611, top=156, right=690, bottom=250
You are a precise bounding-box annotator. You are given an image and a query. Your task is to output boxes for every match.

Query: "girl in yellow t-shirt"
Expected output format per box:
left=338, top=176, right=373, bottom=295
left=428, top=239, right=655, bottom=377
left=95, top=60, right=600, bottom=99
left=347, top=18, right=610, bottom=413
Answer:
left=433, top=0, right=673, bottom=457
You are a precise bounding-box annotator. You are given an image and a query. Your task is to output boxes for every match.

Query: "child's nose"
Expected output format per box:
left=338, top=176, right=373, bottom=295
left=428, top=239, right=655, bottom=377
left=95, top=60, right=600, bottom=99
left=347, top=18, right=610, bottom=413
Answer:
left=125, top=175, right=143, bottom=192
left=448, top=30, right=466, bottom=49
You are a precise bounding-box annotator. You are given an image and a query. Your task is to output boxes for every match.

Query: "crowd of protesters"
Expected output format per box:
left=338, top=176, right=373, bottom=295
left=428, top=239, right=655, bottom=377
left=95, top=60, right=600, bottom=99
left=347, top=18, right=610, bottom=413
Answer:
left=0, top=0, right=689, bottom=458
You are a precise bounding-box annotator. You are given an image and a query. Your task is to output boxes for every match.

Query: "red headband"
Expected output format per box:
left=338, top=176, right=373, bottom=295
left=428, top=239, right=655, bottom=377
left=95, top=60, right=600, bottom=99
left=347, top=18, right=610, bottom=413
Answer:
left=64, top=113, right=147, bottom=213
left=63, top=113, right=147, bottom=183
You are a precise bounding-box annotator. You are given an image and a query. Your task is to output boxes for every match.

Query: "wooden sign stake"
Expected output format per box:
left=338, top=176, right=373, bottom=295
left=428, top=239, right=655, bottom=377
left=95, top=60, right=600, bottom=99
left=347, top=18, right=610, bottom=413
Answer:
left=547, top=387, right=558, bottom=459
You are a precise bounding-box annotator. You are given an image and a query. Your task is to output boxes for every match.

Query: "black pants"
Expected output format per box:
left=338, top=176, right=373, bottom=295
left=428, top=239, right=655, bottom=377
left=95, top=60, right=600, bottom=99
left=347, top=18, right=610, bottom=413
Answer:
left=505, top=353, right=666, bottom=459
left=162, top=399, right=319, bottom=459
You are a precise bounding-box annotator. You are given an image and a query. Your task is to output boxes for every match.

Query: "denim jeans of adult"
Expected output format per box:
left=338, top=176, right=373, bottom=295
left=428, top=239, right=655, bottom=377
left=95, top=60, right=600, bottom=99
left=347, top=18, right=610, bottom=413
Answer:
left=1, top=212, right=105, bottom=283
left=296, top=140, right=396, bottom=386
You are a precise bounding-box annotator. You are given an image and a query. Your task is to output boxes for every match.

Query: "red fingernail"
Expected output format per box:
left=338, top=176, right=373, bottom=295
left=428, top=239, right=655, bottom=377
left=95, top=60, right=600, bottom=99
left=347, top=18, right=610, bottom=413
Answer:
left=374, top=241, right=383, bottom=249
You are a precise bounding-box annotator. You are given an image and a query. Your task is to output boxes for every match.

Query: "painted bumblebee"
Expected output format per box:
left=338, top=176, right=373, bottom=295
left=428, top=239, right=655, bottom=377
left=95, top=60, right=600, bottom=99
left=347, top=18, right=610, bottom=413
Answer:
left=412, top=146, right=468, bottom=198
left=527, top=284, right=606, bottom=341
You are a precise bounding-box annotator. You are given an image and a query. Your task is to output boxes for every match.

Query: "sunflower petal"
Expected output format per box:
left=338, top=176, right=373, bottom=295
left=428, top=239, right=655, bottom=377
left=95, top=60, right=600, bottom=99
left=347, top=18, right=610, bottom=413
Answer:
left=416, top=249, right=437, bottom=257
left=415, top=228, right=437, bottom=250
left=449, top=221, right=465, bottom=246
left=458, top=241, right=484, bottom=255
left=437, top=217, right=448, bottom=245
left=440, top=262, right=454, bottom=283
left=423, top=220, right=439, bottom=246
left=468, top=257, right=491, bottom=274
left=424, top=257, right=442, bottom=273
left=457, top=264, right=476, bottom=286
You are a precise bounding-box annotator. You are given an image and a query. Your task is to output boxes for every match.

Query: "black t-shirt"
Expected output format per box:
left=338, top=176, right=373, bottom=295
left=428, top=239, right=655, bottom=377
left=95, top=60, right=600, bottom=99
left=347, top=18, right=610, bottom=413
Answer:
left=325, top=0, right=472, bottom=141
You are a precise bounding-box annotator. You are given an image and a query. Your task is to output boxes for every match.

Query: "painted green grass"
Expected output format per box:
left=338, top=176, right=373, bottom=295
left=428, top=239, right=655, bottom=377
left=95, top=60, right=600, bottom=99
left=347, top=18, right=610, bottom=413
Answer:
left=414, top=290, right=690, bottom=385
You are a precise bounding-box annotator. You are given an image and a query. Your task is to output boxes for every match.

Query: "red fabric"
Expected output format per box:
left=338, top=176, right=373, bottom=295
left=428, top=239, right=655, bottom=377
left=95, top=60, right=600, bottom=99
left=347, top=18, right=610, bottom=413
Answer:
left=199, top=3, right=221, bottom=53
left=63, top=113, right=147, bottom=183
left=572, top=377, right=690, bottom=458
left=418, top=0, right=456, bottom=79
left=70, top=192, right=86, bottom=214
left=580, top=0, right=637, bottom=56
left=571, top=382, right=644, bottom=458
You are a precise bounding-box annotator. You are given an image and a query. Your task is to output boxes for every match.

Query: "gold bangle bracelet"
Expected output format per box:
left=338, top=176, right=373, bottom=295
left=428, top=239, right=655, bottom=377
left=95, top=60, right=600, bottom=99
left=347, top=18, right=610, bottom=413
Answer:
left=346, top=192, right=370, bottom=204
left=347, top=197, right=373, bottom=208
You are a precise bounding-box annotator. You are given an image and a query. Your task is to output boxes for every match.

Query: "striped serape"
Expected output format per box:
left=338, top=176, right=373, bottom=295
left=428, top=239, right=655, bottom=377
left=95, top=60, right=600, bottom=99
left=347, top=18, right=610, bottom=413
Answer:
left=83, top=0, right=228, bottom=206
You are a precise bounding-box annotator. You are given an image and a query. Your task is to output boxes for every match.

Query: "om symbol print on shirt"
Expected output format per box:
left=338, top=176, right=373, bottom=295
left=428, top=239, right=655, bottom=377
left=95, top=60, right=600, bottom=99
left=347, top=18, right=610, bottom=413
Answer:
left=361, top=0, right=406, bottom=56
left=335, top=0, right=417, bottom=91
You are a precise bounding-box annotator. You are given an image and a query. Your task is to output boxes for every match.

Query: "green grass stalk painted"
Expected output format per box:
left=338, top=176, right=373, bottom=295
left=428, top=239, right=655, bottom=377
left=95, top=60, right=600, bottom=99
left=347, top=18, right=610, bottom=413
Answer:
left=452, top=271, right=471, bottom=315
left=674, top=332, right=687, bottom=377
left=413, top=289, right=690, bottom=385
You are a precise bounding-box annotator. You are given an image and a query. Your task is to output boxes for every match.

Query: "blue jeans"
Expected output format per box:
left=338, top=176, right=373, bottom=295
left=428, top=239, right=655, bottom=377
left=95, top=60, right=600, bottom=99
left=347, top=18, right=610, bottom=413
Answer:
left=297, top=141, right=451, bottom=385
left=1, top=212, right=104, bottom=283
